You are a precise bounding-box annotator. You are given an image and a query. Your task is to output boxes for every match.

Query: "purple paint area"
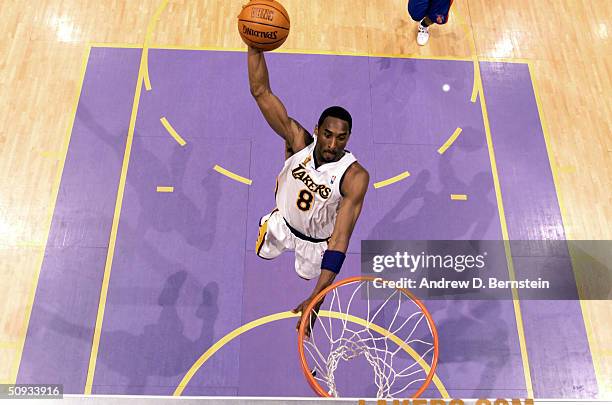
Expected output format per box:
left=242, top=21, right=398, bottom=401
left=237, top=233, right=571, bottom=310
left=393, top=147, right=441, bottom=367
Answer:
left=22, top=49, right=592, bottom=399
left=369, top=58, right=482, bottom=147
left=481, top=62, right=597, bottom=397
left=371, top=144, right=500, bottom=241
left=92, top=136, right=251, bottom=394
left=18, top=47, right=141, bottom=393
left=47, top=48, right=141, bottom=248
left=18, top=247, right=108, bottom=391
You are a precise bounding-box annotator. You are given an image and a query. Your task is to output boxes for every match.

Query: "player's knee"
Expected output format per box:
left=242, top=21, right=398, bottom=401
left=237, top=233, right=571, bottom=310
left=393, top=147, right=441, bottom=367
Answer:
left=407, top=1, right=427, bottom=21
left=429, top=13, right=449, bottom=24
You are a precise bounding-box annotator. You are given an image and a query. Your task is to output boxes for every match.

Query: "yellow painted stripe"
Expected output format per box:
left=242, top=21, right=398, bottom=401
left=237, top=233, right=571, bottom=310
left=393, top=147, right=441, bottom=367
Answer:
left=11, top=46, right=92, bottom=385
left=450, top=194, right=467, bottom=201
left=373, top=171, right=410, bottom=189
left=528, top=61, right=603, bottom=394
left=452, top=9, right=480, bottom=103
left=160, top=117, right=187, bottom=146
left=173, top=310, right=449, bottom=398
left=0, top=342, right=19, bottom=349
left=14, top=242, right=45, bottom=248
left=437, top=127, right=463, bottom=154
left=84, top=29, right=152, bottom=394
left=470, top=59, right=482, bottom=103
left=156, top=186, right=174, bottom=193
left=478, top=74, right=534, bottom=397
left=143, top=0, right=170, bottom=91
left=88, top=43, right=532, bottom=65
left=213, top=164, right=252, bottom=185
left=479, top=57, right=532, bottom=64
left=39, top=150, right=63, bottom=159
left=89, top=42, right=142, bottom=49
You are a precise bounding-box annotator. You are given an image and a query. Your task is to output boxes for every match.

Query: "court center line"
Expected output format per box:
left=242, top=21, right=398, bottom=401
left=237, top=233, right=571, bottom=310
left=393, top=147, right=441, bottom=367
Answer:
left=437, top=127, right=463, bottom=154
left=143, top=0, right=169, bottom=91
left=528, top=61, right=603, bottom=395
left=213, top=164, right=253, bottom=185
left=373, top=171, right=410, bottom=189
left=156, top=186, right=174, bottom=192
left=478, top=64, right=534, bottom=397
left=160, top=117, right=187, bottom=146
left=450, top=194, right=467, bottom=201
left=84, top=44, right=150, bottom=394
left=173, top=310, right=449, bottom=398
left=11, top=45, right=92, bottom=385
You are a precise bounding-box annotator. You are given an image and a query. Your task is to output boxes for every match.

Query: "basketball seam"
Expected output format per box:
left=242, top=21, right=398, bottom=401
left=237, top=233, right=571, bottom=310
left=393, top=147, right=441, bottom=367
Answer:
left=242, top=36, right=288, bottom=46
left=243, top=3, right=290, bottom=24
left=238, top=19, right=290, bottom=31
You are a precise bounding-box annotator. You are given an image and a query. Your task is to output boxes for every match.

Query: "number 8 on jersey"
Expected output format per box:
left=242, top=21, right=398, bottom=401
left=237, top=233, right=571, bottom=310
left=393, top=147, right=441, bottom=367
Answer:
left=296, top=189, right=314, bottom=211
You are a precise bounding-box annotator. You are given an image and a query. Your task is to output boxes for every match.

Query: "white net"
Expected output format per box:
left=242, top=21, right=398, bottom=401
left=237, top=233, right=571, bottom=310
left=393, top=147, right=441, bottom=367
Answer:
left=301, top=278, right=438, bottom=398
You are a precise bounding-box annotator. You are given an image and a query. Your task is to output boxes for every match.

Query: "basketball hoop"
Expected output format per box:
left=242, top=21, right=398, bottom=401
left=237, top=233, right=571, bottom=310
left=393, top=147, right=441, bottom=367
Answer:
left=297, top=276, right=439, bottom=399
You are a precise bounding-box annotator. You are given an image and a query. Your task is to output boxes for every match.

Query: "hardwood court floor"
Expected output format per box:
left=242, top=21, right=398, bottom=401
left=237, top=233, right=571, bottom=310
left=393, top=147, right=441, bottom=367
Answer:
left=0, top=0, right=610, bottom=397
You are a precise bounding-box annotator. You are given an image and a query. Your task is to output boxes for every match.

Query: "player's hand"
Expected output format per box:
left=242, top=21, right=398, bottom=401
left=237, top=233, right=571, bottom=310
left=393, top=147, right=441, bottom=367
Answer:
left=292, top=296, right=323, bottom=338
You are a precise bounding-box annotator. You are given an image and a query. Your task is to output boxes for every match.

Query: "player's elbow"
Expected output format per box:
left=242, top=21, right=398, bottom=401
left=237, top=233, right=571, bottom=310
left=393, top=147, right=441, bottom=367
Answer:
left=249, top=83, right=268, bottom=99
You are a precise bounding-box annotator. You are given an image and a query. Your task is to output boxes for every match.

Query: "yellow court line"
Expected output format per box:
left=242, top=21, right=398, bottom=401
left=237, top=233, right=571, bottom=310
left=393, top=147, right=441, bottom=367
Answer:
left=13, top=242, right=45, bottom=248
left=373, top=171, right=410, bottom=189
left=0, top=342, right=19, bottom=349
left=142, top=0, right=170, bottom=91
left=90, top=42, right=142, bottom=49
left=84, top=31, right=153, bottom=394
left=160, top=117, right=187, bottom=146
left=88, top=43, right=534, bottom=66
left=10, top=45, right=92, bottom=385
left=478, top=73, right=534, bottom=397
left=89, top=41, right=535, bottom=65
left=173, top=310, right=449, bottom=398
left=528, top=61, right=603, bottom=395
left=39, top=150, right=64, bottom=159
left=213, top=164, right=252, bottom=185
left=479, top=57, right=532, bottom=64
left=156, top=186, right=174, bottom=192
left=437, top=127, right=463, bottom=154
left=450, top=194, right=467, bottom=201
left=452, top=8, right=480, bottom=103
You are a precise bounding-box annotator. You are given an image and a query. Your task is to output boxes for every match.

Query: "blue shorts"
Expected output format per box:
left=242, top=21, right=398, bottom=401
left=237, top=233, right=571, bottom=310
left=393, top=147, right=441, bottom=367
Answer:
left=407, top=0, right=453, bottom=24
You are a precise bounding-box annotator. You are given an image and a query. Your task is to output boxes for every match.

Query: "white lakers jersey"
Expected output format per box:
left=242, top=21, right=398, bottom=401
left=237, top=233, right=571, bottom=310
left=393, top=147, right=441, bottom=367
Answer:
left=276, top=139, right=357, bottom=239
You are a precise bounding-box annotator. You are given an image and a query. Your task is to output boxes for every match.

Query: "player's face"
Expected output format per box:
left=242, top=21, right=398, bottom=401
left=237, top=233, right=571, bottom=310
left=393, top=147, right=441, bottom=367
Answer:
left=315, top=117, right=350, bottom=163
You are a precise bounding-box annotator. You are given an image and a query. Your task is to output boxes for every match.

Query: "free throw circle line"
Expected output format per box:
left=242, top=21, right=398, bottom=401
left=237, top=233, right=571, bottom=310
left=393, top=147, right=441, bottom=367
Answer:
left=173, top=310, right=449, bottom=398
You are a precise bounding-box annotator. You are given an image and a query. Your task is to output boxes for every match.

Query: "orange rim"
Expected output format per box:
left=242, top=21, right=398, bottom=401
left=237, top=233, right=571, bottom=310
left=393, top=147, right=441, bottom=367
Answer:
left=297, top=275, right=439, bottom=398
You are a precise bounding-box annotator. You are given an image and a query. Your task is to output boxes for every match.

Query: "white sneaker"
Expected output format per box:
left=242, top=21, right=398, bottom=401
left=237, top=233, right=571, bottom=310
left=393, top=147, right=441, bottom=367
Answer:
left=417, top=23, right=430, bottom=46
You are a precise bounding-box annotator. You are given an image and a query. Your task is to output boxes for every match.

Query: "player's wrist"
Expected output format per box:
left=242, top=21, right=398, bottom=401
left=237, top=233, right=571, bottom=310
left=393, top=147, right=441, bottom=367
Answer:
left=321, top=250, right=346, bottom=274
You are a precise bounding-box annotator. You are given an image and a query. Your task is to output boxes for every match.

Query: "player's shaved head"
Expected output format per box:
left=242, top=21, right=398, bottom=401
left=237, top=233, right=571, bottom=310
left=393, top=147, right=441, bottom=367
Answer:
left=318, top=106, right=352, bottom=133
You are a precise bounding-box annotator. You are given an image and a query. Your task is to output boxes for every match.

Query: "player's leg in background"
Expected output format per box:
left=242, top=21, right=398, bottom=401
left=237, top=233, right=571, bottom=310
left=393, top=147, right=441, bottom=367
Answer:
left=427, top=0, right=453, bottom=25
left=407, top=0, right=434, bottom=46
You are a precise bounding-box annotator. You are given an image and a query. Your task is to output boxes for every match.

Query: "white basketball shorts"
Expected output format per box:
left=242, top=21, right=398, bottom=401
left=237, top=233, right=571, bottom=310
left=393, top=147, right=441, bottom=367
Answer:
left=255, top=209, right=328, bottom=280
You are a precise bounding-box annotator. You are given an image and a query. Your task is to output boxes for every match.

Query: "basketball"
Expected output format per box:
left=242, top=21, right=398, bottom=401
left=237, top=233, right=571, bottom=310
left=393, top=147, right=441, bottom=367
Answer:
left=238, top=0, right=290, bottom=51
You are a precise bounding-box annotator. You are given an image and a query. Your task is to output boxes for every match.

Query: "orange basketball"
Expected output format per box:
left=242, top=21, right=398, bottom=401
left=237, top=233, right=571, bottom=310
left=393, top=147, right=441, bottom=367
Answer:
left=238, top=0, right=290, bottom=51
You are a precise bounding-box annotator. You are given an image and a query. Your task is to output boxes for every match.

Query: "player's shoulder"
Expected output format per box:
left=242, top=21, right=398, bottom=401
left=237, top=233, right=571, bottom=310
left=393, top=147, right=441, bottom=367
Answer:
left=345, top=161, right=369, bottom=180
left=340, top=161, right=369, bottom=197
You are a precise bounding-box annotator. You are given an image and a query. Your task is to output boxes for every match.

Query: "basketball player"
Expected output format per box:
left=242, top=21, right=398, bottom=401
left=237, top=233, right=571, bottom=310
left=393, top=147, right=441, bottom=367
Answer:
left=407, top=0, right=454, bottom=46
left=247, top=46, right=369, bottom=336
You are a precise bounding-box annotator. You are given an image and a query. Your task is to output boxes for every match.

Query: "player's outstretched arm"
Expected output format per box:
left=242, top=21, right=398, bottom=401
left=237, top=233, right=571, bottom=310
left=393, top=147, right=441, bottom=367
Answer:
left=247, top=46, right=309, bottom=152
left=293, top=162, right=370, bottom=336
